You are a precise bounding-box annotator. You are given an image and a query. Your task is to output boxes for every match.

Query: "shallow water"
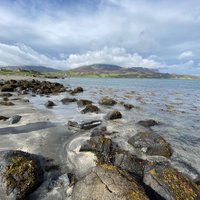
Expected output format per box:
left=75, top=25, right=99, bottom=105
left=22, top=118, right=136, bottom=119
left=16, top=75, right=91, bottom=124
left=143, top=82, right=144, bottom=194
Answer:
left=31, top=78, right=200, bottom=181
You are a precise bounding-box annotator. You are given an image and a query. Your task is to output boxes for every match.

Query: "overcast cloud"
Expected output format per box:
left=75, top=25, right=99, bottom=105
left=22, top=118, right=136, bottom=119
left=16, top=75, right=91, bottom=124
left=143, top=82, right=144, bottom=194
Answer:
left=0, top=0, right=200, bottom=74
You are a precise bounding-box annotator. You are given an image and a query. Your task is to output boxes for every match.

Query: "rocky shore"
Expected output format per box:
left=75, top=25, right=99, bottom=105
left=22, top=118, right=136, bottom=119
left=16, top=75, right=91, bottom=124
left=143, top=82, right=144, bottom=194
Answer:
left=0, top=78, right=200, bottom=200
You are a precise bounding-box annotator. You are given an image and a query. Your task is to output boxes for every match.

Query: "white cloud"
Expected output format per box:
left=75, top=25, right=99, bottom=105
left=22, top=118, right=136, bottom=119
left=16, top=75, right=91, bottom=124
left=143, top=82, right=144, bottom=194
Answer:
left=177, top=51, right=194, bottom=60
left=66, top=46, right=164, bottom=68
left=0, top=43, right=165, bottom=70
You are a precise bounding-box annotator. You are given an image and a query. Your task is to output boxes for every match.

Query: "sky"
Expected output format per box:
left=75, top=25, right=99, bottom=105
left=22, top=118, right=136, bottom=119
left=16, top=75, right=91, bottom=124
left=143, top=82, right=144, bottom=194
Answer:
left=0, top=0, right=200, bottom=75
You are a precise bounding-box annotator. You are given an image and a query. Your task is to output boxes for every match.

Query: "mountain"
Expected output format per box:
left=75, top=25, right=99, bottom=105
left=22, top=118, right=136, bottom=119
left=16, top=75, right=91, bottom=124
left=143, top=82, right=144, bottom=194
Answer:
left=0, top=65, right=61, bottom=72
left=70, top=64, right=158, bottom=73
left=67, top=64, right=199, bottom=79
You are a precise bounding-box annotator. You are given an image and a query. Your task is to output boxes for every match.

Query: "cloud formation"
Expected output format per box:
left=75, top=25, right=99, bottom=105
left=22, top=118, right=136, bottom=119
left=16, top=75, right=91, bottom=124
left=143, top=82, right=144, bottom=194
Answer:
left=177, top=51, right=194, bottom=60
left=0, top=0, right=199, bottom=74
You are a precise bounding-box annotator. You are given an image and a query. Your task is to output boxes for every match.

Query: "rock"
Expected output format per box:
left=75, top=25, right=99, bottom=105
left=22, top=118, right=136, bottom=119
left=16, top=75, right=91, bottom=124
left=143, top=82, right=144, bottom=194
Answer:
left=137, top=119, right=160, bottom=127
left=143, top=163, right=200, bottom=200
left=80, top=104, right=100, bottom=114
left=91, top=127, right=107, bottom=137
left=1, top=84, right=15, bottom=92
left=0, top=93, right=13, bottom=97
left=68, top=120, right=102, bottom=130
left=0, top=101, right=15, bottom=106
left=128, top=132, right=172, bottom=158
left=98, top=97, right=117, bottom=106
left=105, top=110, right=122, bottom=120
left=10, top=115, right=22, bottom=124
left=71, top=164, right=149, bottom=200
left=61, top=97, right=77, bottom=104
left=80, top=135, right=112, bottom=164
left=0, top=115, right=9, bottom=121
left=91, top=126, right=117, bottom=137
left=77, top=99, right=93, bottom=107
left=124, top=103, right=134, bottom=110
left=3, top=97, right=9, bottom=101
left=70, top=87, right=84, bottom=95
left=0, top=80, right=66, bottom=95
left=45, top=100, right=56, bottom=108
left=0, top=150, right=44, bottom=200
left=111, top=149, right=146, bottom=179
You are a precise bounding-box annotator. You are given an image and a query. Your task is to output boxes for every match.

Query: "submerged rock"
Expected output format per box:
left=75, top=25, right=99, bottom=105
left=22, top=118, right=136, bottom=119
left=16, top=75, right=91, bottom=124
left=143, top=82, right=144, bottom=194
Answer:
left=61, top=97, right=77, bottom=104
left=68, top=120, right=102, bottom=130
left=45, top=100, right=56, bottom=108
left=105, top=110, right=122, bottom=120
left=10, top=115, right=22, bottom=124
left=144, top=163, right=200, bottom=200
left=137, top=119, right=160, bottom=127
left=0, top=150, right=44, bottom=200
left=90, top=127, right=117, bottom=137
left=77, top=99, right=93, bottom=107
left=80, top=104, right=100, bottom=114
left=128, top=132, right=172, bottom=158
left=98, top=97, right=117, bottom=106
left=124, top=103, right=134, bottom=110
left=71, top=164, right=149, bottom=200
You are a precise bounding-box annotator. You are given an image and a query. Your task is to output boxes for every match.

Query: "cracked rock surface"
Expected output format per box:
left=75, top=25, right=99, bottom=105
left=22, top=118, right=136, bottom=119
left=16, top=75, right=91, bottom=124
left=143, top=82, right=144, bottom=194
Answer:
left=71, top=164, right=149, bottom=200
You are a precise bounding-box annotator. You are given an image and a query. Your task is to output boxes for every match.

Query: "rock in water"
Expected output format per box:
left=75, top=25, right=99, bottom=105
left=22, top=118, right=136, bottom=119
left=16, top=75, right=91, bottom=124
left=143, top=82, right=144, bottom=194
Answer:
left=70, top=87, right=84, bottom=95
left=45, top=100, right=56, bottom=108
left=68, top=120, right=102, bottom=130
left=137, top=119, right=160, bottom=127
left=80, top=104, right=100, bottom=114
left=0, top=115, right=9, bottom=121
left=98, top=97, right=117, bottom=106
left=143, top=163, right=200, bottom=200
left=71, top=164, right=149, bottom=200
left=10, top=115, right=22, bottom=124
left=105, top=110, right=122, bottom=120
left=128, top=132, right=172, bottom=158
left=0, top=150, right=44, bottom=200
left=77, top=99, right=93, bottom=107
left=61, top=97, right=77, bottom=104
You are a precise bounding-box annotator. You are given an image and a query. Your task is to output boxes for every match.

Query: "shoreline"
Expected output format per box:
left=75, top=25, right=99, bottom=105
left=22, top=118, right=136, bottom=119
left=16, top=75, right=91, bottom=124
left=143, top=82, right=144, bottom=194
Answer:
left=0, top=76, right=200, bottom=199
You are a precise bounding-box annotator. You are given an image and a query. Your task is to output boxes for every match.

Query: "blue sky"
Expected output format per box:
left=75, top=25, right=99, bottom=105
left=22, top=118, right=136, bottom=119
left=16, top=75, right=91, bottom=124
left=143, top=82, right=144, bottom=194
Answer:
left=0, top=0, right=200, bottom=75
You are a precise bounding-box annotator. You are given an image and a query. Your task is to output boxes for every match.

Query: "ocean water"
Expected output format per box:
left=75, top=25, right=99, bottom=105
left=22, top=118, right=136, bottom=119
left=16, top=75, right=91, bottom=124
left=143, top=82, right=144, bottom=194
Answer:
left=32, top=78, right=200, bottom=180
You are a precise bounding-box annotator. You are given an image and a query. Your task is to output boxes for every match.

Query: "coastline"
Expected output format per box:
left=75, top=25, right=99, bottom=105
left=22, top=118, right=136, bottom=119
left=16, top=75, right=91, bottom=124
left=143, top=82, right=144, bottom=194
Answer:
left=0, top=76, right=200, bottom=199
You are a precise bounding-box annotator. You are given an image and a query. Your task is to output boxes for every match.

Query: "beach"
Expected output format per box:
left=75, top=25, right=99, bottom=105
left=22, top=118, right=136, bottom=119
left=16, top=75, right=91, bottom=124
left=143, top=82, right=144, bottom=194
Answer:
left=0, top=76, right=200, bottom=199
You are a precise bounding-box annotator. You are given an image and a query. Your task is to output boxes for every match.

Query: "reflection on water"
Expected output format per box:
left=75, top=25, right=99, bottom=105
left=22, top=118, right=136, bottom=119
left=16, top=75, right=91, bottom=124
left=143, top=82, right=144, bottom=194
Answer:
left=32, top=78, right=200, bottom=179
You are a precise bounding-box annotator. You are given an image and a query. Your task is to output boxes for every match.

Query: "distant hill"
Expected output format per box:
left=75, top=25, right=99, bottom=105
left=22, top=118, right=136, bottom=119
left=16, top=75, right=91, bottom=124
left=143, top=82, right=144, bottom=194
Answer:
left=67, top=63, right=199, bottom=79
left=0, top=65, right=61, bottom=72
left=70, top=64, right=158, bottom=73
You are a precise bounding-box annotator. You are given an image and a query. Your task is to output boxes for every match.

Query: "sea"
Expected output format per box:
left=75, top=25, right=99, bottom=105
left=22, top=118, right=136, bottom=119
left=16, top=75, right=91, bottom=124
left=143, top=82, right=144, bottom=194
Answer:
left=32, top=77, right=200, bottom=180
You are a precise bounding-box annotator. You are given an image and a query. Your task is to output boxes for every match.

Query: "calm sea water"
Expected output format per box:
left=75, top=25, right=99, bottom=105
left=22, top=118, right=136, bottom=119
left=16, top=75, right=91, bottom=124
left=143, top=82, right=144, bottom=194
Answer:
left=32, top=78, right=200, bottom=180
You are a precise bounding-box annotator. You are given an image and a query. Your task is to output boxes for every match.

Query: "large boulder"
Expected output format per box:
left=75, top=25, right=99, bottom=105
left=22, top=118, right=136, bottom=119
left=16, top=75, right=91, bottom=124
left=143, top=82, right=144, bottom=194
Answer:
left=98, top=97, right=117, bottom=106
left=0, top=150, right=44, bottom=200
left=71, top=164, right=149, bottom=200
left=137, top=120, right=160, bottom=128
left=111, top=149, right=146, bottom=179
left=80, top=135, right=112, bottom=164
left=77, top=99, right=93, bottom=107
left=80, top=104, right=100, bottom=114
left=128, top=132, right=172, bottom=158
left=105, top=110, right=122, bottom=120
left=1, top=84, right=15, bottom=92
left=144, top=163, right=200, bottom=200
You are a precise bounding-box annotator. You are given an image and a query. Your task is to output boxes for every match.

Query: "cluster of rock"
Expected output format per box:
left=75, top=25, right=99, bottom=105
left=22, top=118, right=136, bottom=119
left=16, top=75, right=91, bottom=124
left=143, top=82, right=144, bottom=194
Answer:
left=72, top=124, right=200, bottom=200
left=0, top=79, right=66, bottom=95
